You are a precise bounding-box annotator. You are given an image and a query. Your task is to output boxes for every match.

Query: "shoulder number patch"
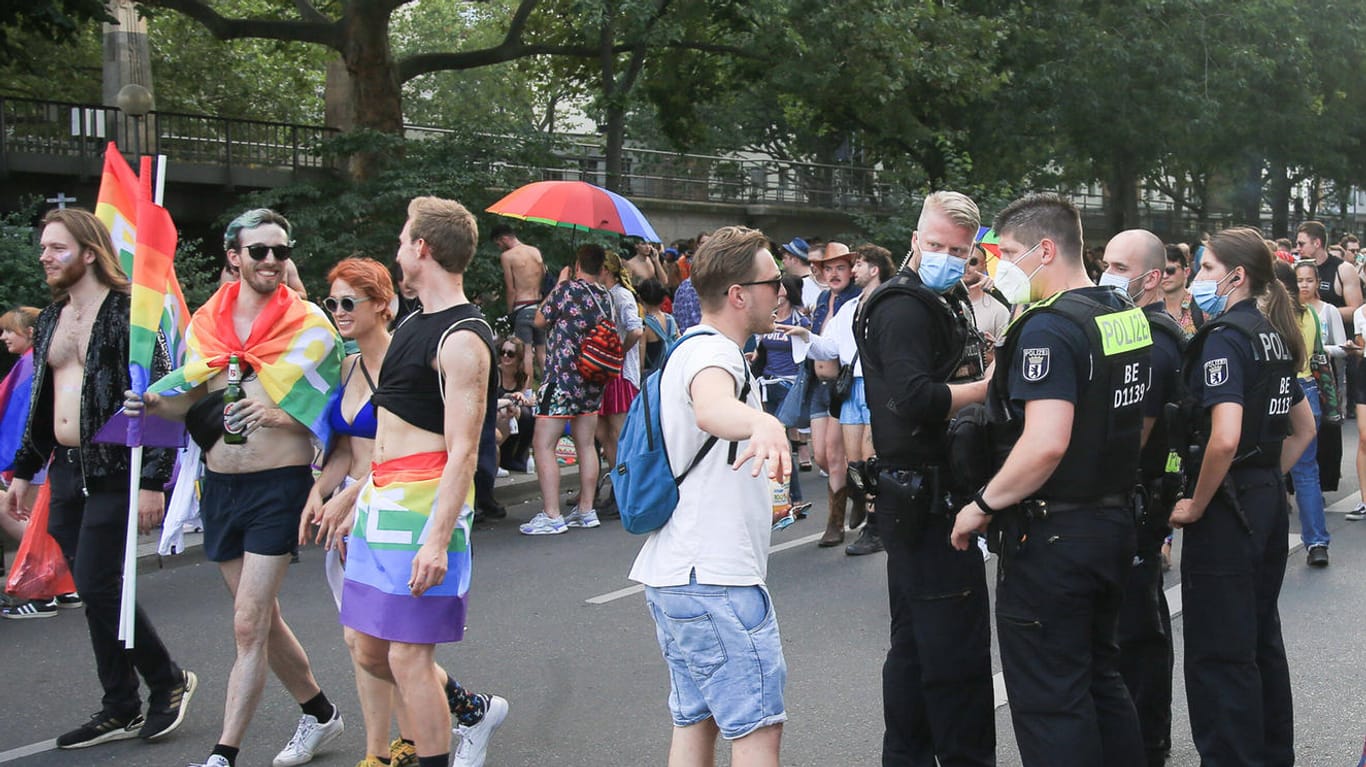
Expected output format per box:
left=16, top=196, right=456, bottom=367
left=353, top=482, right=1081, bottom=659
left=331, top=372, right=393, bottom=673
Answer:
left=1204, top=358, right=1228, bottom=387
left=1022, top=347, right=1050, bottom=382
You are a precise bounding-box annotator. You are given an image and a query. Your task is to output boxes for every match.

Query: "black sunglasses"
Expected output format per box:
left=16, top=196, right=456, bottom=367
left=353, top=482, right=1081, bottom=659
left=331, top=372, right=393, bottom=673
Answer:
left=500, top=348, right=519, bottom=358
left=243, top=244, right=294, bottom=261
left=323, top=295, right=370, bottom=313
left=1164, top=265, right=1180, bottom=275
left=735, top=277, right=783, bottom=289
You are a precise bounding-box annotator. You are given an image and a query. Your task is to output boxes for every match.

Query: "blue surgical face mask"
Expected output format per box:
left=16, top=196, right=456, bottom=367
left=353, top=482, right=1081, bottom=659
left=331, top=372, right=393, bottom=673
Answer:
left=918, top=251, right=967, bottom=293
left=1190, top=271, right=1237, bottom=316
left=1098, top=269, right=1142, bottom=298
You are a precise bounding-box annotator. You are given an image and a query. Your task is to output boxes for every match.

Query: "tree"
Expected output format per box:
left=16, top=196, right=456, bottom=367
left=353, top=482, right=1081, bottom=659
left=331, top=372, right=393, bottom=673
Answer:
left=0, top=0, right=111, bottom=65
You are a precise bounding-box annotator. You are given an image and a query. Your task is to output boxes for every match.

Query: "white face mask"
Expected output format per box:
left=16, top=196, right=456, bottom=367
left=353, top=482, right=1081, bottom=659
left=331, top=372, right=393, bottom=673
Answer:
left=1098, top=270, right=1139, bottom=298
left=995, top=241, right=1043, bottom=304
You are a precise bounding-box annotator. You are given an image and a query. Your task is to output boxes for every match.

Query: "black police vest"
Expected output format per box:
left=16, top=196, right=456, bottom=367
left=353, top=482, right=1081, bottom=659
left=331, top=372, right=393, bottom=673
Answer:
left=1183, top=306, right=1296, bottom=467
left=855, top=271, right=986, bottom=385
left=1138, top=306, right=1188, bottom=482
left=988, top=290, right=1153, bottom=501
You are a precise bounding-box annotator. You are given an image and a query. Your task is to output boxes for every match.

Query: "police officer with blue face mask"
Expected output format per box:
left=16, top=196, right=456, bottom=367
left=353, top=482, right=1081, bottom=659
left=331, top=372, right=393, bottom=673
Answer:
left=1101, top=229, right=1184, bottom=766
left=1170, top=228, right=1316, bottom=767
left=951, top=194, right=1148, bottom=767
left=855, top=192, right=994, bottom=766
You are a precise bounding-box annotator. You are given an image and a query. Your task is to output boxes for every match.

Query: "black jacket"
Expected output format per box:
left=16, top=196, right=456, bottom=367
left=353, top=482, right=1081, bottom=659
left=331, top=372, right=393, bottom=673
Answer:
left=14, top=290, right=175, bottom=491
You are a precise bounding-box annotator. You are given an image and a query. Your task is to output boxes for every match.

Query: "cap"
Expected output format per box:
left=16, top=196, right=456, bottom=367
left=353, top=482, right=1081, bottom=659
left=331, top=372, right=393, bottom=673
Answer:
left=780, top=237, right=810, bottom=262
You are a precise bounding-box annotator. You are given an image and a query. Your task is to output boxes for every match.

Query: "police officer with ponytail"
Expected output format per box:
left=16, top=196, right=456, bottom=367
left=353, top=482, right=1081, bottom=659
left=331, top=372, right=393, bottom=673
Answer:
left=1100, top=229, right=1184, bottom=766
left=1170, top=227, right=1315, bottom=767
left=951, top=195, right=1146, bottom=766
left=857, top=192, right=993, bottom=766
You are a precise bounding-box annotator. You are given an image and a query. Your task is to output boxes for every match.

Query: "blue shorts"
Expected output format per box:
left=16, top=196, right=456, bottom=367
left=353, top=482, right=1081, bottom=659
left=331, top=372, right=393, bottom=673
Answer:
left=200, top=465, right=312, bottom=562
left=838, top=377, right=870, bottom=425
left=809, top=379, right=832, bottom=420
left=510, top=303, right=545, bottom=347
left=644, top=575, right=788, bottom=739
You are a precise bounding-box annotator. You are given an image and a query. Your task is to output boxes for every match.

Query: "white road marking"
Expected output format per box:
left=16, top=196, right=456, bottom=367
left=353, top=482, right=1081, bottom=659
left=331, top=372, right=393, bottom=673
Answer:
left=585, top=531, right=828, bottom=605
left=0, top=739, right=56, bottom=764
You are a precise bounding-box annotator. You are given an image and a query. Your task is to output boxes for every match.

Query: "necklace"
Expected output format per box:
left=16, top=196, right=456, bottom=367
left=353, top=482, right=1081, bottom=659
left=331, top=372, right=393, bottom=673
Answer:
left=68, top=291, right=106, bottom=322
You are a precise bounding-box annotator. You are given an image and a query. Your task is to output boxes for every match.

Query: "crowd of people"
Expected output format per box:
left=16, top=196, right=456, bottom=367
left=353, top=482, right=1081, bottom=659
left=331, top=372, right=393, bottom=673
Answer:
left=0, top=191, right=1362, bottom=767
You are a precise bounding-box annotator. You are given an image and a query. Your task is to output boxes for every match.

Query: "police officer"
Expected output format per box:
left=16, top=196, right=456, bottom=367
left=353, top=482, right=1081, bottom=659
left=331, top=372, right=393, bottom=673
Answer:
left=857, top=192, right=993, bottom=766
left=951, top=194, right=1146, bottom=766
left=1100, top=229, right=1183, bottom=766
left=1169, top=227, right=1316, bottom=767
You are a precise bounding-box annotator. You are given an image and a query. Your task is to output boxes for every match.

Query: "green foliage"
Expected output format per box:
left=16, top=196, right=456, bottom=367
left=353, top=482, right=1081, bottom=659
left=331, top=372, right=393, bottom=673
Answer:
left=0, top=0, right=110, bottom=66
left=0, top=198, right=53, bottom=311
left=237, top=128, right=617, bottom=315
left=174, top=235, right=221, bottom=310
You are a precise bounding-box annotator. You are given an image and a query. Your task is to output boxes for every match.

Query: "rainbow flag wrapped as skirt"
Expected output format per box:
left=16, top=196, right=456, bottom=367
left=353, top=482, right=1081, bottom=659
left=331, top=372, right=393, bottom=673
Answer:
left=340, top=451, right=474, bottom=644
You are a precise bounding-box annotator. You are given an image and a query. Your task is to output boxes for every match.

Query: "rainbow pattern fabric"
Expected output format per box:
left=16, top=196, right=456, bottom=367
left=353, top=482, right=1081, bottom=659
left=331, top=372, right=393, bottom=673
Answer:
left=94, top=144, right=190, bottom=379
left=340, top=451, right=474, bottom=645
left=0, top=351, right=34, bottom=475
left=148, top=281, right=343, bottom=445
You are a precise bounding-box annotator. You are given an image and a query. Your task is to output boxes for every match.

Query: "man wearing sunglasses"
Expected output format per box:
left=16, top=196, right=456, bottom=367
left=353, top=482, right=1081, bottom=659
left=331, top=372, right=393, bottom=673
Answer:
left=127, top=208, right=347, bottom=767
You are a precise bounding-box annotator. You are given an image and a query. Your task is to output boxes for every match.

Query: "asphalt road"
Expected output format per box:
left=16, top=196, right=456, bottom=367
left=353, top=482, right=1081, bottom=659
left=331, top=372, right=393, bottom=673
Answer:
left=3, top=434, right=1366, bottom=767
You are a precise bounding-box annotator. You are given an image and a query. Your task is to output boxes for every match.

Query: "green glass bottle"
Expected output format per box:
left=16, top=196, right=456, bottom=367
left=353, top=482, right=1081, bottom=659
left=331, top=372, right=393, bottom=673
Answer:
left=223, top=353, right=246, bottom=445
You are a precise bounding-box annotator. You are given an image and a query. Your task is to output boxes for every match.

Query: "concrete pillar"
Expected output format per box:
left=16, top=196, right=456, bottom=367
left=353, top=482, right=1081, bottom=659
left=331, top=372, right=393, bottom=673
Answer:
left=103, top=0, right=154, bottom=155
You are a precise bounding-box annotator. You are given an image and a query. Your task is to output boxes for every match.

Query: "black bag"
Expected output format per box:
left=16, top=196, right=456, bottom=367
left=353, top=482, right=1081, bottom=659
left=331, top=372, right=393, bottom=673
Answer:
left=830, top=352, right=859, bottom=408
left=945, top=402, right=995, bottom=497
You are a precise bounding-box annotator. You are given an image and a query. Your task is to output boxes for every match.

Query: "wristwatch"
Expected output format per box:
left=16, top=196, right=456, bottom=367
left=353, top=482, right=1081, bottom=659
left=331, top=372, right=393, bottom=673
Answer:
left=974, top=486, right=1002, bottom=516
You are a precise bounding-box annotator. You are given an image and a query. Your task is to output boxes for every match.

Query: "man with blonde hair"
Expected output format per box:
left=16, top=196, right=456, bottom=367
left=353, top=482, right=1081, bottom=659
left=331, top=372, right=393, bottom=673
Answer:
left=630, top=225, right=792, bottom=767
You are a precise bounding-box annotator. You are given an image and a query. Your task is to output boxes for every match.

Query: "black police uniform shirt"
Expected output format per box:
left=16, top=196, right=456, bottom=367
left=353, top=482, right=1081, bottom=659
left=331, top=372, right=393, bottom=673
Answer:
left=861, top=271, right=956, bottom=467
left=1189, top=301, right=1303, bottom=414
left=1143, top=305, right=1183, bottom=422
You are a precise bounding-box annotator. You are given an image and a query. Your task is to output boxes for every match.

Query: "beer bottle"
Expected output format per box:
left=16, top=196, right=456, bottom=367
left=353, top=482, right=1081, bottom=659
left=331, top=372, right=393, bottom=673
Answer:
left=223, top=353, right=246, bottom=445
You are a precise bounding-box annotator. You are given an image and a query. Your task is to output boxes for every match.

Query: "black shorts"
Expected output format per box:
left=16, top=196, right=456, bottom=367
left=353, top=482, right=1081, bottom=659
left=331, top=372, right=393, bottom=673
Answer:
left=200, top=465, right=313, bottom=562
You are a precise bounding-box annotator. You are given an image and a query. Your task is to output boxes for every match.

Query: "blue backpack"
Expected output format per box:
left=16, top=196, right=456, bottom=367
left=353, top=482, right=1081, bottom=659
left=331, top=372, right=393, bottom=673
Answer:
left=610, top=330, right=752, bottom=534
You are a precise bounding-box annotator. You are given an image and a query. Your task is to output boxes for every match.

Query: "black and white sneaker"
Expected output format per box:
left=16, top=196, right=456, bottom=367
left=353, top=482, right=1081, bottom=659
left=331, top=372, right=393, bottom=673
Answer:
left=1346, top=504, right=1366, bottom=521
left=140, top=669, right=198, bottom=741
left=53, top=592, right=83, bottom=609
left=56, top=711, right=145, bottom=749
left=1, top=600, right=58, bottom=619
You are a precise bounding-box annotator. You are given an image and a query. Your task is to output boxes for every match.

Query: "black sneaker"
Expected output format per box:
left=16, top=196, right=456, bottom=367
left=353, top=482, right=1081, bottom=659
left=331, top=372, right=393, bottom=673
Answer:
left=1307, top=545, right=1329, bottom=568
left=1, top=599, right=58, bottom=619
left=56, top=711, right=145, bottom=749
left=1346, top=504, right=1366, bottom=521
left=53, top=592, right=83, bottom=609
left=140, top=669, right=198, bottom=741
left=845, top=525, right=884, bottom=556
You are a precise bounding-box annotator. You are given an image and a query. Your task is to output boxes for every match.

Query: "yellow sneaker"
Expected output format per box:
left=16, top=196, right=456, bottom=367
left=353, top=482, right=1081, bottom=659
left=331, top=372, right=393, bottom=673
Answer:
left=389, top=738, right=418, bottom=767
left=354, top=757, right=386, bottom=767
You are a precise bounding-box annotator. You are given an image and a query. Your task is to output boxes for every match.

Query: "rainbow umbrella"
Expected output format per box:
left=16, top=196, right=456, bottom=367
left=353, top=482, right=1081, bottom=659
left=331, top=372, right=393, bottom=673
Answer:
left=976, top=226, right=1001, bottom=277
left=487, top=180, right=661, bottom=242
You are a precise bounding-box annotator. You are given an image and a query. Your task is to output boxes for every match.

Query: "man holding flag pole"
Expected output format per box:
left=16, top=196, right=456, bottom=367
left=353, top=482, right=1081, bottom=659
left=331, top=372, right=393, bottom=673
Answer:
left=3, top=206, right=196, bottom=750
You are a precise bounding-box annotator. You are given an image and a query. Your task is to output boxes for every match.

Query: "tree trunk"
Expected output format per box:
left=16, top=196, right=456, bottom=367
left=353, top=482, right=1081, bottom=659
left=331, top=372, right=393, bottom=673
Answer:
left=1106, top=150, right=1139, bottom=234
left=340, top=1, right=403, bottom=180
left=1267, top=161, right=1291, bottom=238
left=1235, top=158, right=1262, bottom=227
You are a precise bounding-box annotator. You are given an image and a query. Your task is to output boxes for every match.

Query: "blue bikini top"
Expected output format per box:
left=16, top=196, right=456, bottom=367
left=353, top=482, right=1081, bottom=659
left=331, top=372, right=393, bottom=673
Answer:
left=328, top=355, right=378, bottom=439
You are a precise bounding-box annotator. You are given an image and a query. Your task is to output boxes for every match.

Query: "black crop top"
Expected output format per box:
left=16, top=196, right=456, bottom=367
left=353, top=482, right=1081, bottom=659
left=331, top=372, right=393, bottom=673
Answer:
left=372, top=304, right=496, bottom=434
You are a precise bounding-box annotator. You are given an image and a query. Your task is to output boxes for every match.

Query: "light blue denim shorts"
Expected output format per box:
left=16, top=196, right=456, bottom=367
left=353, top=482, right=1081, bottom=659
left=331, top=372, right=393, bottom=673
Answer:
left=644, top=574, right=788, bottom=739
left=838, top=377, right=870, bottom=425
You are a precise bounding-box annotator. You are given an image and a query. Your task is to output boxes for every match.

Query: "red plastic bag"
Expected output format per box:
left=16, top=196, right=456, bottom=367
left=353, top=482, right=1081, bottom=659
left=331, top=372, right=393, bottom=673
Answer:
left=6, top=482, right=76, bottom=600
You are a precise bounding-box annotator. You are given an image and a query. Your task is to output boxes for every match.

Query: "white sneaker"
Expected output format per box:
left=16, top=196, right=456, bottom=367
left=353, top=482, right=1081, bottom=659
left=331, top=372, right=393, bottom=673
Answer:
left=1347, top=503, right=1366, bottom=521
left=272, top=707, right=345, bottom=767
left=189, top=756, right=230, bottom=767
left=565, top=508, right=601, bottom=529
left=495, top=467, right=510, bottom=478
left=519, top=512, right=568, bottom=536
left=453, top=695, right=509, bottom=767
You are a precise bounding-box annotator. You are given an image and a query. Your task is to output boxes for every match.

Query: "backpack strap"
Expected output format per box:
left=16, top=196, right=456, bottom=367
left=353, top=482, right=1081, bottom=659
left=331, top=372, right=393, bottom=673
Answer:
left=655, top=330, right=754, bottom=485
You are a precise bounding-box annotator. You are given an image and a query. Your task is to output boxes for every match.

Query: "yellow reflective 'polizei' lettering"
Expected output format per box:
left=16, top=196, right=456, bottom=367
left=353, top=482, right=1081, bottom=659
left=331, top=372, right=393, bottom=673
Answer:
left=1094, top=308, right=1153, bottom=356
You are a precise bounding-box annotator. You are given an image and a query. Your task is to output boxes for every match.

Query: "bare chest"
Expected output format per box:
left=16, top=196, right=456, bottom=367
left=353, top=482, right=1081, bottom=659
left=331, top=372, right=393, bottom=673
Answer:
left=46, top=308, right=96, bottom=369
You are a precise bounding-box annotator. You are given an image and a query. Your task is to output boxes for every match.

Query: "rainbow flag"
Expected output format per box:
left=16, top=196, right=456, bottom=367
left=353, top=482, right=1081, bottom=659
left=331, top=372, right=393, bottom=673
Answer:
left=148, top=282, right=343, bottom=446
left=94, top=143, right=191, bottom=369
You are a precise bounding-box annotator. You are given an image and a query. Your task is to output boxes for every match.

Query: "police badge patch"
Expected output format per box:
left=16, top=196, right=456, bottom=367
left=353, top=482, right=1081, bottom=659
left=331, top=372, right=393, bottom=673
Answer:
left=1205, top=358, right=1228, bottom=387
left=1023, top=347, right=1050, bottom=382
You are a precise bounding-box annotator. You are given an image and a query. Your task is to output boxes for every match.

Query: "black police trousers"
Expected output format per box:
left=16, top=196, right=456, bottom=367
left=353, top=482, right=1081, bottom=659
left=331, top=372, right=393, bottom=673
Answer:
left=1181, top=465, right=1293, bottom=767
left=1116, top=531, right=1173, bottom=767
left=876, top=493, right=994, bottom=767
left=46, top=454, right=182, bottom=717
left=995, top=505, right=1144, bottom=767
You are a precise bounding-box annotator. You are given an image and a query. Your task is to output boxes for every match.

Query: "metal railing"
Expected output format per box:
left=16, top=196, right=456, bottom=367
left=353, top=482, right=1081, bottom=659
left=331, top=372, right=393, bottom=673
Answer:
left=0, top=96, right=335, bottom=171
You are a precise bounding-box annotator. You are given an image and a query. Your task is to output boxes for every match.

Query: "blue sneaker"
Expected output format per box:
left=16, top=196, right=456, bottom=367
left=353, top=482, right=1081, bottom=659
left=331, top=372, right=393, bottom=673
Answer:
left=565, top=509, right=600, bottom=529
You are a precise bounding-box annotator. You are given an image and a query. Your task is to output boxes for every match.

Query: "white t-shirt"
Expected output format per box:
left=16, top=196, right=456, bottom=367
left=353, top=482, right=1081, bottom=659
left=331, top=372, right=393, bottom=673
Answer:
left=970, top=291, right=1011, bottom=342
left=628, top=326, right=772, bottom=588
left=608, top=284, right=644, bottom=387
left=801, top=274, right=824, bottom=312
left=1355, top=304, right=1366, bottom=344
left=792, top=295, right=862, bottom=376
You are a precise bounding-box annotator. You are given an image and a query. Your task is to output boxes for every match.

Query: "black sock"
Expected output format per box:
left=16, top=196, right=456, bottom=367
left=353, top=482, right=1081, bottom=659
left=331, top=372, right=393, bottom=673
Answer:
left=210, top=744, right=239, bottom=766
left=375, top=757, right=391, bottom=765
left=300, top=691, right=334, bottom=723
left=418, top=756, right=449, bottom=767
left=402, top=738, right=415, bottom=747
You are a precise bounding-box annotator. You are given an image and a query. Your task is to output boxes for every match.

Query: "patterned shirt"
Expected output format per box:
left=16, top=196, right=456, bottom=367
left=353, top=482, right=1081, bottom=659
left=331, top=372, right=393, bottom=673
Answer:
left=672, top=278, right=701, bottom=332
left=538, top=279, right=610, bottom=413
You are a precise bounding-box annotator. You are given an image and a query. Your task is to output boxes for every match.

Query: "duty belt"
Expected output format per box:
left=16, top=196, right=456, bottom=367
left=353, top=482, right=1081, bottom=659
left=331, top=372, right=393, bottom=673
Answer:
left=1020, top=493, right=1131, bottom=517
